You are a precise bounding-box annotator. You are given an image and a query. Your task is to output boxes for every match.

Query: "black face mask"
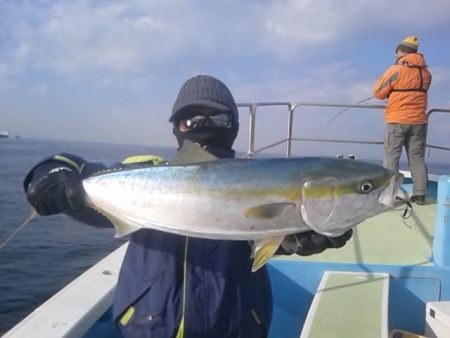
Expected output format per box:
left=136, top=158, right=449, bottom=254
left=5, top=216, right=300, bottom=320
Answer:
left=173, top=126, right=238, bottom=154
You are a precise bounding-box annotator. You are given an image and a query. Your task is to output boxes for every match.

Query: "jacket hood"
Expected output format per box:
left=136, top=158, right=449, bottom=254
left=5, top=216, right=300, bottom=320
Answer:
left=397, top=53, right=427, bottom=68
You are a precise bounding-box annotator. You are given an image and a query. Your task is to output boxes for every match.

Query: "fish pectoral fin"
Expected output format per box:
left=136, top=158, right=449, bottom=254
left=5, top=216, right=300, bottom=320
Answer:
left=244, top=203, right=296, bottom=219
left=86, top=201, right=140, bottom=237
left=104, top=211, right=140, bottom=237
left=111, top=217, right=141, bottom=238
left=251, top=236, right=285, bottom=272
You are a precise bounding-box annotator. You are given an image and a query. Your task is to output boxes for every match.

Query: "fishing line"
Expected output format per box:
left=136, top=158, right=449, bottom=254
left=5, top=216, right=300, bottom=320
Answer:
left=397, top=197, right=415, bottom=229
left=0, top=209, right=37, bottom=251
left=326, top=96, right=374, bottom=126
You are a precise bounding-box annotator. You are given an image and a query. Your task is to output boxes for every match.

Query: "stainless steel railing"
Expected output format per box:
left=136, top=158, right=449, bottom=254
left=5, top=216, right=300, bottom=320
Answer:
left=237, top=102, right=450, bottom=157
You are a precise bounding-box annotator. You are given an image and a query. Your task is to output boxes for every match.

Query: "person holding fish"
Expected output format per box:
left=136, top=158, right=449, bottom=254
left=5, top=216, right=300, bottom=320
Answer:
left=373, top=36, right=432, bottom=205
left=24, top=75, right=354, bottom=337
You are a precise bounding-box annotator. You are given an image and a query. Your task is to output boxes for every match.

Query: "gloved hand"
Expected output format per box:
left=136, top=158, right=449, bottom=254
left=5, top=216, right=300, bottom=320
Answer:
left=24, top=161, right=86, bottom=216
left=280, top=229, right=353, bottom=256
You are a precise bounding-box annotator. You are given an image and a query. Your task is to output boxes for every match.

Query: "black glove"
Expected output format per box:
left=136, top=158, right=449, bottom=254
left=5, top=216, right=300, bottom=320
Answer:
left=279, top=229, right=353, bottom=256
left=24, top=161, right=86, bottom=216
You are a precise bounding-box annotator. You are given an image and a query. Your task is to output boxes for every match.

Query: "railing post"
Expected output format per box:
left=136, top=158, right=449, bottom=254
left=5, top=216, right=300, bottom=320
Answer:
left=286, top=104, right=294, bottom=157
left=432, top=175, right=450, bottom=266
left=247, top=104, right=256, bottom=157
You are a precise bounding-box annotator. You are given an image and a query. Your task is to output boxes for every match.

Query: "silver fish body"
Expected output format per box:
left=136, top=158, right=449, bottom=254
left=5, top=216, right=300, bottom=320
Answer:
left=82, top=157, right=403, bottom=240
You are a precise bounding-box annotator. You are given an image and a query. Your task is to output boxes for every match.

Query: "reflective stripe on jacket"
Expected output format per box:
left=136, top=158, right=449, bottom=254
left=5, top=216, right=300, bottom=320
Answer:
left=373, top=53, right=432, bottom=124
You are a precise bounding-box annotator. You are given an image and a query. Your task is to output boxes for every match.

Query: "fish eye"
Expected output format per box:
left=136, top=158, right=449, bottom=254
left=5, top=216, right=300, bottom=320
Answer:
left=359, top=180, right=374, bottom=194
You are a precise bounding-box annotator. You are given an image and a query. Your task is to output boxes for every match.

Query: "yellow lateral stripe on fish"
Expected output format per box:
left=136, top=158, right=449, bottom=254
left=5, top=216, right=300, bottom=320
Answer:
left=301, top=176, right=392, bottom=200
left=208, top=187, right=303, bottom=200
left=181, top=175, right=391, bottom=201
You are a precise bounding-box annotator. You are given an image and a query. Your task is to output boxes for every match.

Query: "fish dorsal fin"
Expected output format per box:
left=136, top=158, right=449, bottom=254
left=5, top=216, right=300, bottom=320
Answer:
left=244, top=203, right=296, bottom=219
left=172, top=140, right=218, bottom=164
left=251, top=236, right=285, bottom=272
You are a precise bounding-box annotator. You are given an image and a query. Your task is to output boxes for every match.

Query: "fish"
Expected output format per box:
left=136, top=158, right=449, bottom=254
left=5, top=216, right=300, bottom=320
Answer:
left=82, top=153, right=403, bottom=271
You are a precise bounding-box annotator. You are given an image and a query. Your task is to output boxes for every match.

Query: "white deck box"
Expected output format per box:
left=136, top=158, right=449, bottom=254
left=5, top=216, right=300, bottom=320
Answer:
left=426, top=301, right=450, bottom=338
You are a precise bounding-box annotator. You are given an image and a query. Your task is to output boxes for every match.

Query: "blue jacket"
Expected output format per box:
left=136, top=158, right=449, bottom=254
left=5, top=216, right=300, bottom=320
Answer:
left=27, top=149, right=273, bottom=338
left=116, top=229, right=272, bottom=337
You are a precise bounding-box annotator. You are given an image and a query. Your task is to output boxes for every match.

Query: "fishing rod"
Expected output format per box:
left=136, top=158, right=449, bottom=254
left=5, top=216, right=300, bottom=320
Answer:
left=326, top=96, right=374, bottom=126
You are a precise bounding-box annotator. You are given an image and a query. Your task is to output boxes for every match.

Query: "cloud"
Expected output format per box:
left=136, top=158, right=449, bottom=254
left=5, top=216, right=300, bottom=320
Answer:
left=0, top=1, right=263, bottom=82
left=24, top=2, right=170, bottom=75
left=429, top=67, right=450, bottom=86
left=2, top=0, right=450, bottom=84
left=262, top=0, right=450, bottom=59
left=1, top=1, right=174, bottom=83
left=233, top=62, right=371, bottom=103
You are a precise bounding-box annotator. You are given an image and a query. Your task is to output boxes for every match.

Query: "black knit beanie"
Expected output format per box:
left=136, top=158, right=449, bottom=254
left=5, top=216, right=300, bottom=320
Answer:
left=170, top=75, right=239, bottom=151
left=169, top=75, right=239, bottom=129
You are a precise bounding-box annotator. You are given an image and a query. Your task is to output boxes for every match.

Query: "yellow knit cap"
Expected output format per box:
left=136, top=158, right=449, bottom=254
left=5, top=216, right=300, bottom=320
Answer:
left=396, top=36, right=419, bottom=53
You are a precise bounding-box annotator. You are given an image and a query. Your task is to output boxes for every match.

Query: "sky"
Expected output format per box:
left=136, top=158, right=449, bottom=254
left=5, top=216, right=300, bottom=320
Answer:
left=1, top=0, right=450, bottom=162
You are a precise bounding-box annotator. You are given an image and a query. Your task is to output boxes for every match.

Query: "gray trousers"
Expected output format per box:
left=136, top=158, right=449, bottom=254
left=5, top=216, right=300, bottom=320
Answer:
left=383, top=123, right=428, bottom=196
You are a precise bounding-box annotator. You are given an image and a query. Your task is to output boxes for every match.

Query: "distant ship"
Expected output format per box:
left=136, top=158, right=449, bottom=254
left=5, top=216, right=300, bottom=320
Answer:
left=0, top=131, right=9, bottom=138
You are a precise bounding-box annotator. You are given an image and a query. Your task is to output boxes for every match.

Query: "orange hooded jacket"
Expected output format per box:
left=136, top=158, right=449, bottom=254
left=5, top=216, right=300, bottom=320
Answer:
left=373, top=53, right=432, bottom=124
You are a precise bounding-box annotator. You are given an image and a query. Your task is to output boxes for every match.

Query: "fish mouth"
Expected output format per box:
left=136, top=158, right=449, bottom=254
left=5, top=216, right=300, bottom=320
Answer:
left=379, top=172, right=404, bottom=207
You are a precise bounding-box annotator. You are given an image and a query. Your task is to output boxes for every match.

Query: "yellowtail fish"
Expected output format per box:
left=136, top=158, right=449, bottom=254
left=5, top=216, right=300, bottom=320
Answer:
left=83, top=155, right=403, bottom=271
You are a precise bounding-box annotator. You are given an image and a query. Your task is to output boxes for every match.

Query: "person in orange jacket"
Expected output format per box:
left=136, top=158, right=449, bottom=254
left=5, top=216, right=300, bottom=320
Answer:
left=373, top=36, right=432, bottom=205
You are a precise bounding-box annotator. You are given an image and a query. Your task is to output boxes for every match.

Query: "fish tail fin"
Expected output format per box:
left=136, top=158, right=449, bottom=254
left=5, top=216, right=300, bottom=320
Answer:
left=251, top=236, right=285, bottom=272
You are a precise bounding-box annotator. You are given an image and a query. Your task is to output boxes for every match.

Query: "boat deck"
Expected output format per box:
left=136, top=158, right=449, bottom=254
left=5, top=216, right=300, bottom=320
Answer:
left=275, top=197, right=436, bottom=266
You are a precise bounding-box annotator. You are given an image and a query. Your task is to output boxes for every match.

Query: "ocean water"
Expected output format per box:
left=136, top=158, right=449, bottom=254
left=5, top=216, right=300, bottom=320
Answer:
left=0, top=138, right=449, bottom=334
left=0, top=138, right=176, bottom=334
